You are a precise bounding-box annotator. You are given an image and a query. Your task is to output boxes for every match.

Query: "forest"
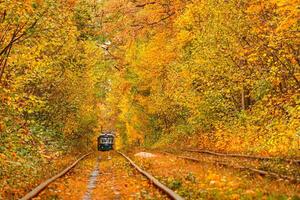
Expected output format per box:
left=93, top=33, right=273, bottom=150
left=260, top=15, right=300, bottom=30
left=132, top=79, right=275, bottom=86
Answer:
left=0, top=0, right=299, bottom=199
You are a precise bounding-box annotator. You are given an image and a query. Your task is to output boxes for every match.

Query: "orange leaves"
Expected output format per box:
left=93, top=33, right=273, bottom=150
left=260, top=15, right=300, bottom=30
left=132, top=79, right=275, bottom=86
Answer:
left=135, top=33, right=176, bottom=72
left=60, top=0, right=300, bottom=161
left=246, top=2, right=265, bottom=14
left=66, top=0, right=77, bottom=8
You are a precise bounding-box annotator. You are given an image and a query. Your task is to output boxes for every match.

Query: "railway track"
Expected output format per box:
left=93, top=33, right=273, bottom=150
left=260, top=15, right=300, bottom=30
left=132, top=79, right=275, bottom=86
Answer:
left=118, top=151, right=184, bottom=200
left=21, top=152, right=92, bottom=200
left=21, top=151, right=184, bottom=200
left=161, top=149, right=300, bottom=184
left=183, top=149, right=300, bottom=164
left=20, top=148, right=299, bottom=199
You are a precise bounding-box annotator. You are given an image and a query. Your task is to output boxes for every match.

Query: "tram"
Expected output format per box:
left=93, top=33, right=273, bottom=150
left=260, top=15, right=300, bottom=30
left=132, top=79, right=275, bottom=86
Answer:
left=97, top=132, right=114, bottom=151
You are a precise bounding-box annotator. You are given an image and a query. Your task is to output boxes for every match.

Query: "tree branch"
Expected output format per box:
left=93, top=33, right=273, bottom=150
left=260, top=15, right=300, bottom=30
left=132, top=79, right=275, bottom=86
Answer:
left=147, top=12, right=175, bottom=26
left=135, top=2, right=156, bottom=8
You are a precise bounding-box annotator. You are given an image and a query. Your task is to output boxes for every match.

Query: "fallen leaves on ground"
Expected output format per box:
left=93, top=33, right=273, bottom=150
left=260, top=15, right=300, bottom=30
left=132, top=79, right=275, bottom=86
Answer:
left=127, top=149, right=300, bottom=200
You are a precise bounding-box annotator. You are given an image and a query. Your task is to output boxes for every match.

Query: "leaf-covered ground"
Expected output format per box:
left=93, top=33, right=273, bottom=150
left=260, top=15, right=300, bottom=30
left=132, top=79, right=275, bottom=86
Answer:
left=0, top=151, right=83, bottom=199
left=126, top=149, right=300, bottom=200
left=12, top=150, right=299, bottom=200
left=32, top=151, right=168, bottom=200
left=34, top=153, right=97, bottom=200
left=92, top=151, right=168, bottom=200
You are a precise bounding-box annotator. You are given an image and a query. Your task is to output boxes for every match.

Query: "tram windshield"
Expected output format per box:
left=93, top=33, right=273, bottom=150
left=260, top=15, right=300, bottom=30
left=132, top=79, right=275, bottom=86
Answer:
left=100, top=137, right=113, bottom=144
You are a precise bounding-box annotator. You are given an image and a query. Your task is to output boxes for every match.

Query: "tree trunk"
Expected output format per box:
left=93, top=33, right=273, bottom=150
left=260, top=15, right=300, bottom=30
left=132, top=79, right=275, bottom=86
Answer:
left=241, top=88, right=245, bottom=110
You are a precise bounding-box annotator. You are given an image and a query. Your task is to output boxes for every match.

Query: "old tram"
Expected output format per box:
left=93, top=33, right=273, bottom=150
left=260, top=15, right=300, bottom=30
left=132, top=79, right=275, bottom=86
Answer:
left=97, top=132, right=115, bottom=151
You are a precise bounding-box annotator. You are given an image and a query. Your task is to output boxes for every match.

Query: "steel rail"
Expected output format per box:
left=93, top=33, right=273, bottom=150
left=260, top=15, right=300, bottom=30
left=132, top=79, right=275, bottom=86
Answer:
left=117, top=151, right=184, bottom=200
left=184, top=149, right=300, bottom=164
left=20, top=152, right=92, bottom=200
left=176, top=155, right=300, bottom=183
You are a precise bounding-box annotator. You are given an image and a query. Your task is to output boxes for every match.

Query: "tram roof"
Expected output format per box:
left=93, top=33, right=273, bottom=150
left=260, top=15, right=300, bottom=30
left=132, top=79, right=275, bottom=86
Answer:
left=99, top=132, right=115, bottom=137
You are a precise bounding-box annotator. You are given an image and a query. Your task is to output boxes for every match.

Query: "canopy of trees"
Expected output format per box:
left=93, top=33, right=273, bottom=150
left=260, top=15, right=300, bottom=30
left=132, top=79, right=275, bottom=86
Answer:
left=99, top=0, right=299, bottom=154
left=0, top=0, right=299, bottom=196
